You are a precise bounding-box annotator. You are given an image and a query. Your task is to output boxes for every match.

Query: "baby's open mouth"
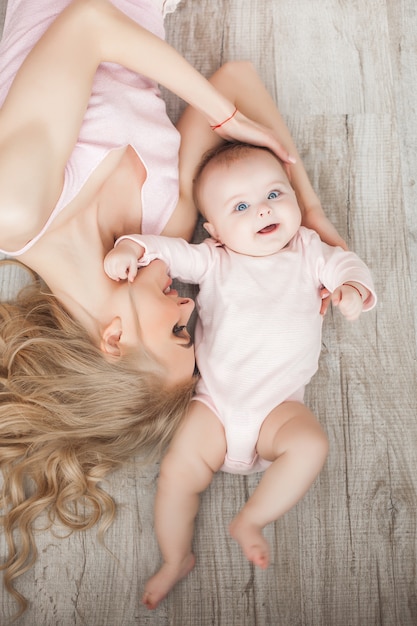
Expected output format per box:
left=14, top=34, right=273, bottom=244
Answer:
left=257, top=223, right=279, bottom=234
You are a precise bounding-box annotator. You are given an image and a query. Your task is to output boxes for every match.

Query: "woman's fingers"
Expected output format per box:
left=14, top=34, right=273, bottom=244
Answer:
left=213, top=111, right=296, bottom=164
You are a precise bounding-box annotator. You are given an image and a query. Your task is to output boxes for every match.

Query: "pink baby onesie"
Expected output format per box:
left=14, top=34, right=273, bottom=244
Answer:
left=118, top=227, right=377, bottom=475
left=0, top=0, right=182, bottom=256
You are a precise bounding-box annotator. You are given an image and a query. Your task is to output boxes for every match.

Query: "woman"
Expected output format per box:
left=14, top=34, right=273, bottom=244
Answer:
left=0, top=0, right=344, bottom=614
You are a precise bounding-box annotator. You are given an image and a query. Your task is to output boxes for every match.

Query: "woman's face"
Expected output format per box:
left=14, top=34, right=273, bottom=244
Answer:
left=118, top=259, right=195, bottom=385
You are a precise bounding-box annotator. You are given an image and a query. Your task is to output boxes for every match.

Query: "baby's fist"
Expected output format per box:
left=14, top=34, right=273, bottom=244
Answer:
left=331, top=283, right=366, bottom=321
left=104, top=240, right=140, bottom=282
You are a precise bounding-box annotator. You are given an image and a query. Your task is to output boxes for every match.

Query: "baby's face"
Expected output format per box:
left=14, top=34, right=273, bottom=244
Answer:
left=201, top=149, right=301, bottom=256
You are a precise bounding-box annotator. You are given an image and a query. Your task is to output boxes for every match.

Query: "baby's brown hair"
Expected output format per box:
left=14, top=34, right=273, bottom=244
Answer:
left=193, top=142, right=289, bottom=218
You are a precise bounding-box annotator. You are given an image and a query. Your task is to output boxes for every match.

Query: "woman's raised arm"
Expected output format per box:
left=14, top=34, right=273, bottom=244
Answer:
left=0, top=0, right=296, bottom=250
left=170, top=61, right=347, bottom=248
left=0, top=0, right=344, bottom=250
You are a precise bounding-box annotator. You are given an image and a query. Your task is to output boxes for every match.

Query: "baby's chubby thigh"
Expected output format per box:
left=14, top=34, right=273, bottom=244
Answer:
left=256, top=400, right=328, bottom=464
left=158, top=400, right=227, bottom=494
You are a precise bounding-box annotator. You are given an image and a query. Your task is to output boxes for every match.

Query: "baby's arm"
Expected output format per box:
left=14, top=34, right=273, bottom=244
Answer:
left=105, top=234, right=215, bottom=285
left=104, top=239, right=144, bottom=282
left=331, top=281, right=370, bottom=321
left=303, top=227, right=377, bottom=317
left=300, top=227, right=377, bottom=321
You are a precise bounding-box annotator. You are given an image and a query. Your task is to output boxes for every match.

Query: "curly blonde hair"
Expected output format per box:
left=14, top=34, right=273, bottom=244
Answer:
left=0, top=270, right=196, bottom=616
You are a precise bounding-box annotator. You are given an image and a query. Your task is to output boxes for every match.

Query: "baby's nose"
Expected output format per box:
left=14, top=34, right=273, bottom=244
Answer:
left=258, top=204, right=272, bottom=218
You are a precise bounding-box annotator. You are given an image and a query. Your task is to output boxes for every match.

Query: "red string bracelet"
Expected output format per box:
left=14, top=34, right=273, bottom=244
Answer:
left=343, top=283, right=363, bottom=300
left=210, top=107, right=238, bottom=130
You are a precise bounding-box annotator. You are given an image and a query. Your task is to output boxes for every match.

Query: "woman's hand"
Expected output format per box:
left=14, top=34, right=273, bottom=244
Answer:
left=212, top=109, right=296, bottom=166
left=319, top=287, right=331, bottom=316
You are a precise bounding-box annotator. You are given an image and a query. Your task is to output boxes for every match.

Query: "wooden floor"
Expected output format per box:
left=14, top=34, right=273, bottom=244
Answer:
left=1, top=0, right=417, bottom=624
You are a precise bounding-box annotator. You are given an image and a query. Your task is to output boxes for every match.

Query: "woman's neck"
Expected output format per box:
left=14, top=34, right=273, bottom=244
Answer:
left=24, top=203, right=110, bottom=308
left=17, top=146, right=146, bottom=327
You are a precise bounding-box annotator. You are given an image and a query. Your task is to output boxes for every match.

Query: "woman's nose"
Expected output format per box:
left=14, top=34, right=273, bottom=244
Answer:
left=178, top=297, right=195, bottom=318
left=178, top=297, right=192, bottom=307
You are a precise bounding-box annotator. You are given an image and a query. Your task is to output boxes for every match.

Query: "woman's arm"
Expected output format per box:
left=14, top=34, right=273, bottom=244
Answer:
left=94, top=2, right=294, bottom=156
left=0, top=0, right=294, bottom=250
left=169, top=61, right=347, bottom=248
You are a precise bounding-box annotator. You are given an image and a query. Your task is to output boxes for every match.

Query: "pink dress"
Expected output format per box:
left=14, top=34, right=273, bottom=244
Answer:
left=0, top=0, right=182, bottom=255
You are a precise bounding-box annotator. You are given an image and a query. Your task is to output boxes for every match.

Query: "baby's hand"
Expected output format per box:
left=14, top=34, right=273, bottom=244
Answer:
left=331, top=282, right=368, bottom=321
left=104, top=239, right=143, bottom=282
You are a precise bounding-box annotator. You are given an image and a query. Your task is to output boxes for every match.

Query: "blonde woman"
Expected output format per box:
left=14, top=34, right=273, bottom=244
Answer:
left=0, top=0, right=343, bottom=615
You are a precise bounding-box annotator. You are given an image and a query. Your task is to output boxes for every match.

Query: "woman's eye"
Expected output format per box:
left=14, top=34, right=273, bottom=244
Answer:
left=172, top=324, right=193, bottom=347
left=234, top=202, right=249, bottom=212
left=173, top=324, right=190, bottom=340
left=268, top=190, right=280, bottom=199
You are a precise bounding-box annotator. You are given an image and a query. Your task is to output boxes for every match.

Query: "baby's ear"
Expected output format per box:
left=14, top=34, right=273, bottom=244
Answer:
left=203, top=221, right=220, bottom=241
left=100, top=317, right=122, bottom=357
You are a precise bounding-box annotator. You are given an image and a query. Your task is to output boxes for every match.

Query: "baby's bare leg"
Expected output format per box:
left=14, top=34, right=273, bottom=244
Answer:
left=229, top=401, right=328, bottom=568
left=142, top=401, right=226, bottom=610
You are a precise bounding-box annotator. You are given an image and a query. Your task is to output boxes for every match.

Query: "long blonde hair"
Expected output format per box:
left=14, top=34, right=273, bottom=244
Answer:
left=0, top=271, right=196, bottom=616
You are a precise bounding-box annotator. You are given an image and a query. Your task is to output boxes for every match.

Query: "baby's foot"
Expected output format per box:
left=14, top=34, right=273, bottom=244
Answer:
left=142, top=553, right=195, bottom=610
left=229, top=514, right=269, bottom=569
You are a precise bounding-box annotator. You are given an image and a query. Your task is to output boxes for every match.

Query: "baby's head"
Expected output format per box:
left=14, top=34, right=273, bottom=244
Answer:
left=194, top=143, right=301, bottom=256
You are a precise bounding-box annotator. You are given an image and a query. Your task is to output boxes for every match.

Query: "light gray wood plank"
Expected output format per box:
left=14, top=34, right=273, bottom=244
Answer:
left=386, top=0, right=417, bottom=353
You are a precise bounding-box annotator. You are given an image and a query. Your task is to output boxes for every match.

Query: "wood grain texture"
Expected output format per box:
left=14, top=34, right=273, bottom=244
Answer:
left=1, top=0, right=416, bottom=624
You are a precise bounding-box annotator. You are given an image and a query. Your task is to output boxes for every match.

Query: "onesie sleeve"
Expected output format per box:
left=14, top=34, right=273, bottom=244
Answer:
left=115, top=234, right=215, bottom=284
left=300, top=227, right=377, bottom=311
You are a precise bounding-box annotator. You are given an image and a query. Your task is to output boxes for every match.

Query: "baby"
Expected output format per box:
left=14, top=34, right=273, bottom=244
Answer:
left=104, top=143, right=377, bottom=609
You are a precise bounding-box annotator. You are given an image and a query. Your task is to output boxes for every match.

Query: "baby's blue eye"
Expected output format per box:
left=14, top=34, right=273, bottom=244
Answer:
left=268, top=190, right=280, bottom=199
left=235, top=202, right=249, bottom=212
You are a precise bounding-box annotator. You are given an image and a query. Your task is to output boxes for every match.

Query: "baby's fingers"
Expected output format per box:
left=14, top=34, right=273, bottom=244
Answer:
left=330, top=287, right=342, bottom=307
left=127, top=262, right=139, bottom=282
left=331, top=289, right=363, bottom=321
left=104, top=258, right=121, bottom=281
